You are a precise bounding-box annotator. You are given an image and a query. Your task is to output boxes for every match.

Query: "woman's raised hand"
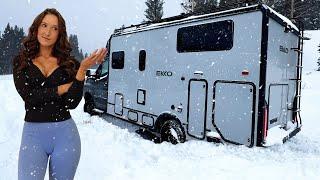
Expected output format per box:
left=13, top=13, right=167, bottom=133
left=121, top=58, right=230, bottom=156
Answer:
left=58, top=48, right=108, bottom=96
left=79, top=48, right=108, bottom=71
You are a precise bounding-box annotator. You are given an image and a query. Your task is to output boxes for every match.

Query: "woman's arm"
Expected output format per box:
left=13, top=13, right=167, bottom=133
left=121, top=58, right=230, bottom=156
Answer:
left=60, top=62, right=85, bottom=109
left=62, top=48, right=107, bottom=109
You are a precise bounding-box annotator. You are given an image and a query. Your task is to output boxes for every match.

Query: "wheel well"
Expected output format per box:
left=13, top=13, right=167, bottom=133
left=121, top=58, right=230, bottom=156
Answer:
left=154, top=113, right=182, bottom=132
left=84, top=92, right=93, bottom=101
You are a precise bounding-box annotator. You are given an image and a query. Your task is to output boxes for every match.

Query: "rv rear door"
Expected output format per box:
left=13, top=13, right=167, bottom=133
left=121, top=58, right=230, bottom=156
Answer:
left=213, top=81, right=255, bottom=146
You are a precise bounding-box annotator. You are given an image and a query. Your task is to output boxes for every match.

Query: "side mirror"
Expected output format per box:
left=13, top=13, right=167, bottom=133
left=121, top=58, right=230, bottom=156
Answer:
left=86, top=69, right=92, bottom=77
left=96, top=64, right=102, bottom=77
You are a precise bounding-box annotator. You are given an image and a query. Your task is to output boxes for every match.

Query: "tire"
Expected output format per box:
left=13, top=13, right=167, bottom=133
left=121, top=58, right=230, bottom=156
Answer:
left=84, top=98, right=95, bottom=115
left=160, top=120, right=186, bottom=144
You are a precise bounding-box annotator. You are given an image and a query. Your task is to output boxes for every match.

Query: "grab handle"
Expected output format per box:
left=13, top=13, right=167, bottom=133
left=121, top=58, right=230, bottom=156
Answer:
left=194, top=71, right=204, bottom=76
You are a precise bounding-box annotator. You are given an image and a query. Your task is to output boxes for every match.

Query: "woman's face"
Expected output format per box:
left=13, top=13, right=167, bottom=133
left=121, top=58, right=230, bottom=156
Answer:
left=37, top=14, right=59, bottom=49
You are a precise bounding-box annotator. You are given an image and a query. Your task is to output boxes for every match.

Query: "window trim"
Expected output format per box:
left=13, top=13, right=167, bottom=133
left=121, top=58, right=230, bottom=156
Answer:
left=139, top=50, right=146, bottom=71
left=176, top=20, right=234, bottom=53
left=111, top=51, right=125, bottom=69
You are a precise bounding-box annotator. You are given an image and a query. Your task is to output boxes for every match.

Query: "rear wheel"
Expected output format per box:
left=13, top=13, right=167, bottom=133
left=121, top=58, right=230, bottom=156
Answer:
left=160, top=120, right=186, bottom=144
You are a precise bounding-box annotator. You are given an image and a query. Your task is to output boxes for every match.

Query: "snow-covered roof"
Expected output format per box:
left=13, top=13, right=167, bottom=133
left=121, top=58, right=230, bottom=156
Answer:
left=265, top=4, right=299, bottom=32
left=114, top=4, right=300, bottom=35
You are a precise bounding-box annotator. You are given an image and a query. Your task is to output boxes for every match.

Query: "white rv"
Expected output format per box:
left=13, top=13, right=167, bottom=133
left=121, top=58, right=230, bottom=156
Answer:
left=83, top=4, right=303, bottom=147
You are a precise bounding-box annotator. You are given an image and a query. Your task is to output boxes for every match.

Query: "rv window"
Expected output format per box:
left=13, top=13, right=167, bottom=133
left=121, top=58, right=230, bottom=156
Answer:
left=112, top=51, right=124, bottom=69
left=177, top=20, right=234, bottom=52
left=139, top=50, right=146, bottom=71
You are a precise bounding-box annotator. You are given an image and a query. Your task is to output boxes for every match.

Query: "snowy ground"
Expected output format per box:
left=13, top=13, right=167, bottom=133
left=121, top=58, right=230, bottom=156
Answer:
left=1, top=31, right=320, bottom=179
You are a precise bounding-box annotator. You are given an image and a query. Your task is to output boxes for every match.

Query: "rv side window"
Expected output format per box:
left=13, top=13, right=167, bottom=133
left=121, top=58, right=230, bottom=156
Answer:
left=177, top=20, right=234, bottom=52
left=139, top=50, right=146, bottom=71
left=112, top=51, right=124, bottom=69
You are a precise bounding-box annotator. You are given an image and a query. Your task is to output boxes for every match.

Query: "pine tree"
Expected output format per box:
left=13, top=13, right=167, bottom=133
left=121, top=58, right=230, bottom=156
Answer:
left=182, top=0, right=219, bottom=14
left=181, top=0, right=320, bottom=30
left=0, top=23, right=24, bottom=74
left=182, top=0, right=257, bottom=14
left=264, top=0, right=320, bottom=30
left=145, top=0, right=164, bottom=21
left=69, top=34, right=84, bottom=62
left=219, top=0, right=257, bottom=9
left=294, top=0, right=320, bottom=30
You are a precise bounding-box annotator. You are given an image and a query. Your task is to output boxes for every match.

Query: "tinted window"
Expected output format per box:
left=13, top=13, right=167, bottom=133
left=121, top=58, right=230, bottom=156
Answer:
left=111, top=51, right=124, bottom=69
left=139, top=50, right=146, bottom=71
left=101, top=56, right=109, bottom=74
left=177, top=20, right=234, bottom=52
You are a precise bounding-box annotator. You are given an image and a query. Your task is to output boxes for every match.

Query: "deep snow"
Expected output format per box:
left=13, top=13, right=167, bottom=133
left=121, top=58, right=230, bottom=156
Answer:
left=0, top=31, right=320, bottom=179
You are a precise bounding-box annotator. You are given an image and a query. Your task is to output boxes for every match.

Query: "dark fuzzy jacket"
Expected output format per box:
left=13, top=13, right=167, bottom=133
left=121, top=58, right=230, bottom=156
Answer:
left=12, top=56, right=84, bottom=122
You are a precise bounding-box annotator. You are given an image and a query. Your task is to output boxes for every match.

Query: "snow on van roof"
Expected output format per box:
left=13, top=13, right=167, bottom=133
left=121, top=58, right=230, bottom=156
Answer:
left=116, top=4, right=299, bottom=35
left=265, top=5, right=299, bottom=31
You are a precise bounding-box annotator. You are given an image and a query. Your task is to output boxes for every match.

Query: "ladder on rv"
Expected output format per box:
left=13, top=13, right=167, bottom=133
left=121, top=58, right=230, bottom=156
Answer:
left=282, top=21, right=305, bottom=143
left=290, top=21, right=304, bottom=127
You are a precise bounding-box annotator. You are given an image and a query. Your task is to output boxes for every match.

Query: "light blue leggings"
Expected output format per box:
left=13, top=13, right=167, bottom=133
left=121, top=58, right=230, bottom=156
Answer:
left=18, top=118, right=81, bottom=180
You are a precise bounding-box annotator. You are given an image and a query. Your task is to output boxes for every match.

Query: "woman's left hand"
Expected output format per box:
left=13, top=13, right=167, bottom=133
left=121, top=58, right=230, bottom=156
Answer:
left=79, top=48, right=108, bottom=71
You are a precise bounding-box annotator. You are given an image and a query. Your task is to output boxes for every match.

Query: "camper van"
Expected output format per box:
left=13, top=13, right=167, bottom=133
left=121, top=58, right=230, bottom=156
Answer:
left=83, top=4, right=303, bottom=147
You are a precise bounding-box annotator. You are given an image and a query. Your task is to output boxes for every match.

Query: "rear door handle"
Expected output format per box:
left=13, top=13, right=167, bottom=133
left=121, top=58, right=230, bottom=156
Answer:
left=194, top=71, right=204, bottom=76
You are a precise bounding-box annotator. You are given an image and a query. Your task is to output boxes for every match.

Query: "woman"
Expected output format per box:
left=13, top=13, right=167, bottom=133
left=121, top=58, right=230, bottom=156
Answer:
left=12, top=8, right=107, bottom=179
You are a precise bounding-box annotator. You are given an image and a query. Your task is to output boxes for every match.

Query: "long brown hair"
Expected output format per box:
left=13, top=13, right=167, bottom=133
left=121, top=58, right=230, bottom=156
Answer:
left=15, top=8, right=78, bottom=78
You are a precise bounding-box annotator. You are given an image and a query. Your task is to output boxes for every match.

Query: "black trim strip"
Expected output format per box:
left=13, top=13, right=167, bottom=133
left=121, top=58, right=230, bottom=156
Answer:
left=186, top=79, right=208, bottom=140
left=212, top=80, right=256, bottom=147
left=106, top=37, right=112, bottom=114
left=257, top=8, right=269, bottom=146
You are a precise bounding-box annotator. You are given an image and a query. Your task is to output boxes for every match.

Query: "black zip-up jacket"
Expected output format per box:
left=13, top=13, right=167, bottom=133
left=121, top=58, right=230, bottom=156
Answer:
left=12, top=56, right=84, bottom=122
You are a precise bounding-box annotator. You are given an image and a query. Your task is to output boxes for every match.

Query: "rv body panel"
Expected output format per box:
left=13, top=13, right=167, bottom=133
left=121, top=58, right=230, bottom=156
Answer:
left=265, top=18, right=300, bottom=142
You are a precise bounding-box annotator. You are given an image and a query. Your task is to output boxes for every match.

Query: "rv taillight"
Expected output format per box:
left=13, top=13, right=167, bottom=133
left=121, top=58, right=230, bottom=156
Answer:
left=263, top=107, right=268, bottom=141
left=242, top=70, right=249, bottom=76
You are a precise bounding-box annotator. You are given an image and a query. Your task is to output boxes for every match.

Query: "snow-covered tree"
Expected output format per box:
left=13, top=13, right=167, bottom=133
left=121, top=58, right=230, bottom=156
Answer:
left=181, top=0, right=219, bottom=14
left=264, top=0, right=320, bottom=30
left=181, top=0, right=319, bottom=30
left=145, top=0, right=164, bottom=21
left=69, top=34, right=84, bottom=62
left=219, top=0, right=256, bottom=9
left=0, top=23, right=24, bottom=74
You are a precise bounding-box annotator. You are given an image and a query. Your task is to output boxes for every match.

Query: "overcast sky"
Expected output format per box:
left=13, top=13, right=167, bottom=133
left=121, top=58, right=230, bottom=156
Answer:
left=0, top=0, right=183, bottom=54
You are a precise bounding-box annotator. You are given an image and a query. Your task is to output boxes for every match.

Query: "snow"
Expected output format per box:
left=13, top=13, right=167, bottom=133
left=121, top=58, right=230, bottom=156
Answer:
left=1, top=28, right=320, bottom=180
left=303, top=30, right=320, bottom=71
left=266, top=5, right=299, bottom=32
